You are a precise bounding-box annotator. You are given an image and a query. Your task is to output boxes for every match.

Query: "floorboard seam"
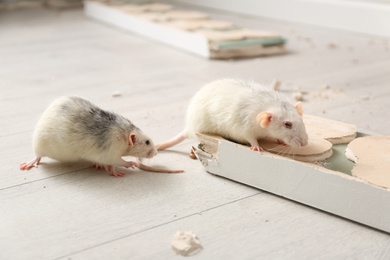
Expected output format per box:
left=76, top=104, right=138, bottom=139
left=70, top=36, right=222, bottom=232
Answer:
left=53, top=192, right=262, bottom=260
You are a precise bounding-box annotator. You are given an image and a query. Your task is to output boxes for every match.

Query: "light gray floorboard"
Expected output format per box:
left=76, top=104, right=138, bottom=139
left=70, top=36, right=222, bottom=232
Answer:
left=1, top=3, right=390, bottom=259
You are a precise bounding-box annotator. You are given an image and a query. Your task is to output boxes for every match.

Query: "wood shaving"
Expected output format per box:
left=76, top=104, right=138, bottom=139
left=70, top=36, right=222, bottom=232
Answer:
left=332, top=87, right=344, bottom=93
left=271, top=79, right=281, bottom=91
left=189, top=147, right=197, bottom=159
left=112, top=91, right=122, bottom=97
left=293, top=91, right=304, bottom=101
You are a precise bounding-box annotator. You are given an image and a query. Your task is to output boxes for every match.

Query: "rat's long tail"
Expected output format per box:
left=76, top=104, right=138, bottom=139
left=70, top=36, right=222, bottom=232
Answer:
left=156, top=131, right=187, bottom=151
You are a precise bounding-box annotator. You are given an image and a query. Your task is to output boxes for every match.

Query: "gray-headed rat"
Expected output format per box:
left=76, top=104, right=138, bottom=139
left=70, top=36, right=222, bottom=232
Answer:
left=157, top=79, right=308, bottom=152
left=20, top=96, right=182, bottom=176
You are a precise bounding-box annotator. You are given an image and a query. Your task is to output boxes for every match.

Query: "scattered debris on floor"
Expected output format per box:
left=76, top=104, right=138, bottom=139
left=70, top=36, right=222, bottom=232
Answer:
left=360, top=95, right=371, bottom=101
left=112, top=91, right=122, bottom=97
left=293, top=91, right=304, bottom=101
left=171, top=230, right=202, bottom=256
left=271, top=79, right=281, bottom=91
left=312, top=84, right=345, bottom=99
left=189, top=147, right=198, bottom=160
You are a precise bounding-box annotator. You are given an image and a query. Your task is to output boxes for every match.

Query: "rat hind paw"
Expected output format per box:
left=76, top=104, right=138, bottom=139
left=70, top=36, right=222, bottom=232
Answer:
left=90, top=163, right=106, bottom=171
left=20, top=157, right=41, bottom=170
left=107, top=165, right=127, bottom=178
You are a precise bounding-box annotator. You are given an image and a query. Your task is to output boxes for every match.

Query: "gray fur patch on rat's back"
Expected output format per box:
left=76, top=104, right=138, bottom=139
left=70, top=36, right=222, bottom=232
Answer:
left=60, top=96, right=138, bottom=149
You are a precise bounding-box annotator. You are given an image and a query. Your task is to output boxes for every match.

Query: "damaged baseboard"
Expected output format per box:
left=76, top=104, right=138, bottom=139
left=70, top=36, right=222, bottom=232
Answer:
left=194, top=115, right=390, bottom=233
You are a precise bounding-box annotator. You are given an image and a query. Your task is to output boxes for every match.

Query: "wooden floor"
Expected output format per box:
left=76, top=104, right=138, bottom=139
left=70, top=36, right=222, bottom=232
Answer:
left=1, top=3, right=390, bottom=259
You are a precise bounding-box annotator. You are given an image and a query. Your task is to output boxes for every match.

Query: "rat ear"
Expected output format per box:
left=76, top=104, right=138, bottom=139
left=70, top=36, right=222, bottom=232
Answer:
left=128, top=133, right=136, bottom=146
left=295, top=102, right=303, bottom=116
left=257, top=112, right=272, bottom=128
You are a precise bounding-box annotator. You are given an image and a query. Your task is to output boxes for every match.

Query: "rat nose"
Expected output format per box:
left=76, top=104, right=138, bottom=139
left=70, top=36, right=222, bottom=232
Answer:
left=301, top=140, right=308, bottom=146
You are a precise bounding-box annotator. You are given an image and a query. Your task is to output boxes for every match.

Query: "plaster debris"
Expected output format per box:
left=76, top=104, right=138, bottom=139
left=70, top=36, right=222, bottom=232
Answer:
left=312, top=84, right=336, bottom=99
left=293, top=91, right=304, bottom=101
left=171, top=231, right=202, bottom=256
left=346, top=136, right=390, bottom=188
left=332, top=87, right=344, bottom=93
left=271, top=79, right=281, bottom=91
left=294, top=87, right=308, bottom=94
left=327, top=43, right=338, bottom=49
left=312, top=84, right=345, bottom=99
left=293, top=87, right=307, bottom=101
left=189, top=147, right=197, bottom=159
left=313, top=91, right=329, bottom=99
left=112, top=91, right=122, bottom=97
left=320, top=84, right=330, bottom=90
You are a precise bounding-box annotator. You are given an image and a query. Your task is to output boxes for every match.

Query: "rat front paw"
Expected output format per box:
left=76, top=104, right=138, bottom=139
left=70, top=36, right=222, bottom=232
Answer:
left=250, top=146, right=264, bottom=152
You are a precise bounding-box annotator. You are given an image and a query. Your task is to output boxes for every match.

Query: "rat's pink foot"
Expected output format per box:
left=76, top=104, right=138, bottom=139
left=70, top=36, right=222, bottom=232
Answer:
left=107, top=165, right=126, bottom=178
left=20, top=157, right=41, bottom=170
left=90, top=163, right=106, bottom=171
left=250, top=146, right=264, bottom=152
left=277, top=139, right=287, bottom=146
left=123, top=161, right=138, bottom=169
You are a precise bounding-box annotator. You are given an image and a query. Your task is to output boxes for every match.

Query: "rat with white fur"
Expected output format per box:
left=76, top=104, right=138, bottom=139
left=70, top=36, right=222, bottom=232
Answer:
left=20, top=96, right=182, bottom=177
left=157, top=79, right=308, bottom=152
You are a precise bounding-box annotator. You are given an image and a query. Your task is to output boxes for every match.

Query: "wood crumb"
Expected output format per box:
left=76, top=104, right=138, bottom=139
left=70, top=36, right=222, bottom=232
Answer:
left=327, top=43, right=337, bottom=49
left=294, top=87, right=308, bottom=94
left=320, top=84, right=330, bottom=90
left=332, top=87, right=344, bottom=93
left=112, top=91, right=122, bottom=97
left=271, top=79, right=281, bottom=91
left=171, top=231, right=202, bottom=256
left=189, top=147, right=197, bottom=160
left=293, top=91, right=304, bottom=101
left=313, top=91, right=328, bottom=99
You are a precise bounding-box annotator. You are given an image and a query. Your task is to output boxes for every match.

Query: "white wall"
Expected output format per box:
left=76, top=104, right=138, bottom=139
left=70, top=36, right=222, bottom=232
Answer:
left=173, top=0, right=390, bottom=37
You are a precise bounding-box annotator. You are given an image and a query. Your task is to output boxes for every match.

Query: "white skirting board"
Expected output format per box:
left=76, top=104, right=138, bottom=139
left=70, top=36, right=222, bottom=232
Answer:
left=173, top=0, right=390, bottom=38
left=84, top=1, right=286, bottom=59
left=84, top=1, right=210, bottom=57
left=195, top=133, right=390, bottom=233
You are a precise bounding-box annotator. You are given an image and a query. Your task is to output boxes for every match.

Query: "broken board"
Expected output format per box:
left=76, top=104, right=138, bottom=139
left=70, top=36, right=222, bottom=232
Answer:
left=84, top=1, right=286, bottom=59
left=194, top=131, right=390, bottom=233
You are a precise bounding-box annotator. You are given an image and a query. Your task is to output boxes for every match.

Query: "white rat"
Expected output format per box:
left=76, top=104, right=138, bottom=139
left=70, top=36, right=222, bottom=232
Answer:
left=20, top=96, right=182, bottom=177
left=157, top=79, right=308, bottom=151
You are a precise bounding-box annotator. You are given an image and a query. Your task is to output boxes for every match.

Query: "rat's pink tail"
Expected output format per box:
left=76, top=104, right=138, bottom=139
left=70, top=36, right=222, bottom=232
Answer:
left=156, top=131, right=187, bottom=151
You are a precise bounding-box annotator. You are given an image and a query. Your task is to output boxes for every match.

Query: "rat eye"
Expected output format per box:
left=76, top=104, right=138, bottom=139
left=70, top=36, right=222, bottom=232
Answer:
left=146, top=140, right=150, bottom=145
left=284, top=121, right=293, bottom=129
